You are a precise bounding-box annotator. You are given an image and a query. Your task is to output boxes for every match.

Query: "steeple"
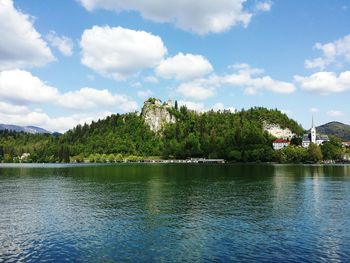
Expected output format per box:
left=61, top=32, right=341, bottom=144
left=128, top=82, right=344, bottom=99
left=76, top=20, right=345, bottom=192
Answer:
left=310, top=116, right=316, bottom=143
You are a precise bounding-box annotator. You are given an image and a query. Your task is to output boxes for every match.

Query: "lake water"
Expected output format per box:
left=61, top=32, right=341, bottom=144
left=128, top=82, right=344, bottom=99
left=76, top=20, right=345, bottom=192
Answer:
left=0, top=164, right=350, bottom=262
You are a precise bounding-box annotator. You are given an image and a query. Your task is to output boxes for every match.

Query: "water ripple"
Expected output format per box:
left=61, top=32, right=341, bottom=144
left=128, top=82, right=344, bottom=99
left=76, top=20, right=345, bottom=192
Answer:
left=0, top=164, right=349, bottom=262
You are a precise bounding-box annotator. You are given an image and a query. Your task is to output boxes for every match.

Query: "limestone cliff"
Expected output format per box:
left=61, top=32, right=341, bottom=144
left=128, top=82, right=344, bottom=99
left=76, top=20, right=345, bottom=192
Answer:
left=141, top=98, right=176, bottom=133
left=263, top=122, right=295, bottom=139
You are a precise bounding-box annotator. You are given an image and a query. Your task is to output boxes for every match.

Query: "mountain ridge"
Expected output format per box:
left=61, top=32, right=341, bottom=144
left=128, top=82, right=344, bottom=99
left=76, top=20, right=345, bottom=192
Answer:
left=0, top=124, right=50, bottom=134
left=316, top=121, right=350, bottom=141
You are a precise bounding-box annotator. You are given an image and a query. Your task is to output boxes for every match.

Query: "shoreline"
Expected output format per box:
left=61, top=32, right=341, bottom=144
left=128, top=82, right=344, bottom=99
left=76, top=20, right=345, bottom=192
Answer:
left=0, top=162, right=349, bottom=168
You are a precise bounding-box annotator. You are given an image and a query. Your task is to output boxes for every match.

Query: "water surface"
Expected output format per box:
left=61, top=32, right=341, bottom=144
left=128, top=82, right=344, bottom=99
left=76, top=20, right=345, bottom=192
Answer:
left=0, top=164, right=350, bottom=262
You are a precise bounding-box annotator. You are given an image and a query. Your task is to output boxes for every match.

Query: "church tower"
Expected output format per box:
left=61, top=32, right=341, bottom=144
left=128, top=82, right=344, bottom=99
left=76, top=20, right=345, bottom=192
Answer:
left=310, top=116, right=316, bottom=143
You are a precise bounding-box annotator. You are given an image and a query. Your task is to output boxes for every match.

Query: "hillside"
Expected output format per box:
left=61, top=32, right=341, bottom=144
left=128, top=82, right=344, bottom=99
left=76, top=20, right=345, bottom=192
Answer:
left=0, top=98, right=304, bottom=163
left=0, top=124, right=50, bottom=134
left=317, top=122, right=350, bottom=141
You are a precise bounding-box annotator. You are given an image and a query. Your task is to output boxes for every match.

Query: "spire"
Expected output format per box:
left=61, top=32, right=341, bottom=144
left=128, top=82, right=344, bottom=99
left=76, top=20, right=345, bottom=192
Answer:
left=312, top=115, right=314, bottom=128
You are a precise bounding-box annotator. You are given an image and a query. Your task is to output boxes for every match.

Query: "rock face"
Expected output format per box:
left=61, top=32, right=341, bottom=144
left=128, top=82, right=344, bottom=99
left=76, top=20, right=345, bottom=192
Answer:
left=263, top=122, right=295, bottom=139
left=141, top=98, right=176, bottom=133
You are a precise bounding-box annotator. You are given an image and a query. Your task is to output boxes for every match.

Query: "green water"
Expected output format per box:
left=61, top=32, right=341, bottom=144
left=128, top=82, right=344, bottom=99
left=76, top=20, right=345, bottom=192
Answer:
left=0, top=163, right=350, bottom=262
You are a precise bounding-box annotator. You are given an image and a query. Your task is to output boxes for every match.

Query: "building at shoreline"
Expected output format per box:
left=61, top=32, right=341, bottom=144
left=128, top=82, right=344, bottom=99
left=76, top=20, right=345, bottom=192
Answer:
left=302, top=117, right=329, bottom=148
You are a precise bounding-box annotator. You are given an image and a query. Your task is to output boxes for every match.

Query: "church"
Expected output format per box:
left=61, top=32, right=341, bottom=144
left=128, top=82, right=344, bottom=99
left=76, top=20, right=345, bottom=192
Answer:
left=302, top=117, right=329, bottom=148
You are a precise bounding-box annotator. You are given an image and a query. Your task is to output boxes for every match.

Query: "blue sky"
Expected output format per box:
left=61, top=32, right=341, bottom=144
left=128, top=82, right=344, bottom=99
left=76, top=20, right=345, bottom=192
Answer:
left=0, top=0, right=349, bottom=132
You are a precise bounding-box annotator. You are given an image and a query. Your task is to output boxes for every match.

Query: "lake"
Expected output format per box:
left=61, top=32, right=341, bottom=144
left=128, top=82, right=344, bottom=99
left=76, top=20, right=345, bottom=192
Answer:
left=0, top=163, right=350, bottom=262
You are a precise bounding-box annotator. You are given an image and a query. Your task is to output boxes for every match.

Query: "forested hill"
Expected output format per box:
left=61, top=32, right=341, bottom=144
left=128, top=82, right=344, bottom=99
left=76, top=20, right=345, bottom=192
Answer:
left=316, top=122, right=350, bottom=141
left=0, top=99, right=304, bottom=163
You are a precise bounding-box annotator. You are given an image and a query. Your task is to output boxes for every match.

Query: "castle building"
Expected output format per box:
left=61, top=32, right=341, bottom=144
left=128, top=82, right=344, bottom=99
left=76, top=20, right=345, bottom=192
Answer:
left=302, top=117, right=329, bottom=148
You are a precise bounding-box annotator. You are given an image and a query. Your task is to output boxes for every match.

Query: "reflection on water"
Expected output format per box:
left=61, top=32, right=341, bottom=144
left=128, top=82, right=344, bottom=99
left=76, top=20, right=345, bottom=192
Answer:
left=0, top=164, right=350, bottom=262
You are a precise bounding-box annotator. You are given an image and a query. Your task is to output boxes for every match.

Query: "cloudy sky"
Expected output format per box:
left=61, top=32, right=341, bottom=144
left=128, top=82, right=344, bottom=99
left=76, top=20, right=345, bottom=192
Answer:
left=0, top=0, right=349, bottom=132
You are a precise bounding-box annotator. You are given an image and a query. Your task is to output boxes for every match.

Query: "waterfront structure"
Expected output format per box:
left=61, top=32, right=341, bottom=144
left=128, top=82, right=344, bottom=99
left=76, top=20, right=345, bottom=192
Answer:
left=302, top=117, right=329, bottom=148
left=272, top=139, right=290, bottom=150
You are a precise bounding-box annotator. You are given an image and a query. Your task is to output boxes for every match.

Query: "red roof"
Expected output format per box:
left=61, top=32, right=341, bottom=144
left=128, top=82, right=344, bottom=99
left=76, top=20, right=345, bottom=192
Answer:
left=273, top=139, right=290, bottom=143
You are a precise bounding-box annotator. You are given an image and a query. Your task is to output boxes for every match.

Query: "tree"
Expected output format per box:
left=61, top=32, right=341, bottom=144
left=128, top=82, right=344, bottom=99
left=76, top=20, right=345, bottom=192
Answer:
left=321, top=136, right=343, bottom=161
left=290, top=136, right=302, bottom=146
left=174, top=100, right=178, bottom=111
left=0, top=145, right=3, bottom=161
left=307, top=143, right=323, bottom=163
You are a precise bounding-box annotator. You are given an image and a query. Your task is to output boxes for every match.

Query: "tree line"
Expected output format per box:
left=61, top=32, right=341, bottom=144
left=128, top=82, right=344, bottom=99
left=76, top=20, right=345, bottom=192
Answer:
left=0, top=106, right=346, bottom=163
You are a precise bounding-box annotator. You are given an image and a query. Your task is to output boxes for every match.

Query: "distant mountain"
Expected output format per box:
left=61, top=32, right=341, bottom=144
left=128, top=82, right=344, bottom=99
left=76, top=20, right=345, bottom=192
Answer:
left=0, top=124, right=51, bottom=134
left=317, top=122, right=350, bottom=141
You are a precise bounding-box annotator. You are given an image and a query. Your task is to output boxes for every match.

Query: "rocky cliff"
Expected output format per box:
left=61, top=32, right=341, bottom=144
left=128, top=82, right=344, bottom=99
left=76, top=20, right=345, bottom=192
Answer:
left=263, top=122, right=295, bottom=139
left=141, top=98, right=176, bottom=133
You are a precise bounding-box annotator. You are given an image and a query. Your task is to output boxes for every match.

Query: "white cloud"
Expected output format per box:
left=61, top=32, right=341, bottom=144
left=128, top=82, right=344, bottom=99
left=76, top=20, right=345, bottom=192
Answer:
left=155, top=53, right=213, bottom=81
left=211, top=102, right=236, bottom=112
left=305, top=35, right=350, bottom=69
left=0, top=70, right=59, bottom=104
left=177, top=81, right=215, bottom=100
left=46, top=31, right=74, bottom=56
left=310, top=107, right=319, bottom=113
left=294, top=71, right=350, bottom=95
left=174, top=64, right=295, bottom=101
left=0, top=69, right=138, bottom=132
left=80, top=26, right=167, bottom=79
left=0, top=101, right=29, bottom=114
left=0, top=0, right=54, bottom=70
left=177, top=100, right=205, bottom=112
left=222, top=64, right=296, bottom=94
left=0, top=106, right=114, bottom=133
left=137, top=89, right=153, bottom=98
left=129, top=81, right=142, bottom=88
left=58, top=87, right=138, bottom=112
left=78, top=0, right=254, bottom=35
left=176, top=100, right=235, bottom=113
left=44, top=112, right=114, bottom=133
left=255, top=1, right=273, bottom=12
left=327, top=110, right=344, bottom=117
left=144, top=75, right=158, bottom=84
left=0, top=70, right=138, bottom=111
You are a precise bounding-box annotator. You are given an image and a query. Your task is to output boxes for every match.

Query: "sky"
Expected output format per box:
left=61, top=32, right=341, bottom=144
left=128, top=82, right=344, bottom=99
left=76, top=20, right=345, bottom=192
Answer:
left=0, top=0, right=349, bottom=132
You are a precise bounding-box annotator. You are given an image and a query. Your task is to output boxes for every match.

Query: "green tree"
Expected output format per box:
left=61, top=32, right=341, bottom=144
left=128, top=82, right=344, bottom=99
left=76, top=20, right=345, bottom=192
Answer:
left=321, top=136, right=343, bottom=161
left=307, top=143, right=323, bottom=163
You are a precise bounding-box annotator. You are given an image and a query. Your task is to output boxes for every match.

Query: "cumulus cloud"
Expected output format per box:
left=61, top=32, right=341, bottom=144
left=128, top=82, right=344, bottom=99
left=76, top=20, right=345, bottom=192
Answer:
left=177, top=100, right=206, bottom=112
left=0, top=70, right=138, bottom=111
left=78, top=0, right=255, bottom=35
left=46, top=31, right=74, bottom=56
left=155, top=53, right=213, bottom=81
left=305, top=35, right=350, bottom=69
left=0, top=70, right=138, bottom=131
left=222, top=64, right=296, bottom=94
left=176, top=81, right=215, bottom=100
left=80, top=26, right=167, bottom=79
left=0, top=0, right=54, bottom=70
left=294, top=71, right=350, bottom=95
left=58, top=87, right=138, bottom=112
left=0, top=69, right=59, bottom=104
left=175, top=64, right=295, bottom=101
left=0, top=105, right=114, bottom=133
left=0, top=101, right=29, bottom=114
left=211, top=102, right=236, bottom=112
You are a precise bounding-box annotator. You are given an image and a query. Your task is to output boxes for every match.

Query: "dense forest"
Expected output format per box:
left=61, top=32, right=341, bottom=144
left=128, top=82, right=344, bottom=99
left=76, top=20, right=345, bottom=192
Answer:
left=0, top=103, right=347, bottom=163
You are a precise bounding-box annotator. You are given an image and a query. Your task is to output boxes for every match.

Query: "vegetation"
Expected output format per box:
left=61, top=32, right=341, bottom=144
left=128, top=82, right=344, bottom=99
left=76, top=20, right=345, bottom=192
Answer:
left=0, top=103, right=345, bottom=164
left=317, top=121, right=350, bottom=141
